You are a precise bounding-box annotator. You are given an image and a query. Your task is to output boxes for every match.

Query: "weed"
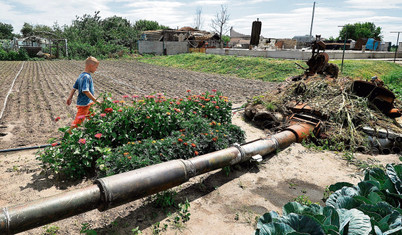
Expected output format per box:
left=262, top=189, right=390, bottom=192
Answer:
left=294, top=195, right=317, bottom=206
left=152, top=190, right=177, bottom=211
left=223, top=166, right=231, bottom=176
left=234, top=212, right=239, bottom=221
left=43, top=225, right=59, bottom=235
left=80, top=223, right=97, bottom=235
left=131, top=226, right=142, bottom=234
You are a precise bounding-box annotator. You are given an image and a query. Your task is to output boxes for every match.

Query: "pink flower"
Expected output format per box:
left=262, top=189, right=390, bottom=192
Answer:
left=100, top=113, right=106, bottom=117
left=95, top=133, right=102, bottom=139
left=113, top=100, right=119, bottom=103
left=212, top=101, right=217, bottom=104
left=157, top=93, right=163, bottom=97
left=123, top=95, right=129, bottom=98
left=78, top=138, right=86, bottom=144
left=132, top=95, right=139, bottom=98
left=77, top=115, right=86, bottom=120
left=212, top=89, right=217, bottom=92
left=51, top=142, right=58, bottom=147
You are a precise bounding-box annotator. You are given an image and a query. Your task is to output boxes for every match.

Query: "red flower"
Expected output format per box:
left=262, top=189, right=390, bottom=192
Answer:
left=146, top=116, right=150, bottom=119
left=194, top=151, right=199, bottom=156
left=184, top=142, right=188, bottom=146
left=215, top=106, right=220, bottom=109
left=176, top=102, right=181, bottom=105
left=212, top=137, right=217, bottom=142
left=54, top=116, right=61, bottom=122
left=95, top=133, right=102, bottom=139
left=51, top=142, right=58, bottom=147
left=191, top=143, right=196, bottom=147
left=100, top=113, right=106, bottom=117
left=178, top=138, right=183, bottom=142
left=123, top=95, right=129, bottom=98
left=187, top=89, right=191, bottom=93
left=193, top=111, right=197, bottom=114
left=118, top=109, right=123, bottom=112
left=78, top=138, right=86, bottom=144
left=212, top=101, right=217, bottom=104
left=212, top=89, right=217, bottom=92
left=208, top=95, right=215, bottom=98
left=132, top=95, right=139, bottom=98
left=113, top=100, right=119, bottom=103
left=104, top=108, right=113, bottom=113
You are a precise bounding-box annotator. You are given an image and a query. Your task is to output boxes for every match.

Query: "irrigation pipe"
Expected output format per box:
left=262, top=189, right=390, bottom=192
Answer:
left=0, top=144, right=59, bottom=154
left=0, top=61, right=25, bottom=121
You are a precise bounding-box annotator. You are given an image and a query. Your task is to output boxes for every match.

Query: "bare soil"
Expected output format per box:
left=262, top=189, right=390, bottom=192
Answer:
left=0, top=60, right=400, bottom=235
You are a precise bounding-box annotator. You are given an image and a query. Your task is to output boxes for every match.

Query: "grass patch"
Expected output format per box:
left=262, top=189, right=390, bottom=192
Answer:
left=136, top=53, right=402, bottom=97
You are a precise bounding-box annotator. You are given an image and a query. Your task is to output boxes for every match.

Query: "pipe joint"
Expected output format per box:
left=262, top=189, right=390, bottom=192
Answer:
left=2, top=207, right=10, bottom=234
left=232, top=143, right=246, bottom=164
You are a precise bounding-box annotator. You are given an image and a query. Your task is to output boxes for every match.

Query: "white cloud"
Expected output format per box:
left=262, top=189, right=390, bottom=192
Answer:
left=345, top=0, right=402, bottom=9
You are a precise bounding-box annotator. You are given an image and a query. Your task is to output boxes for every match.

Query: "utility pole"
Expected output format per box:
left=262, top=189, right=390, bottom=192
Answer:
left=391, top=31, right=401, bottom=63
left=309, top=2, right=316, bottom=39
left=338, top=25, right=348, bottom=73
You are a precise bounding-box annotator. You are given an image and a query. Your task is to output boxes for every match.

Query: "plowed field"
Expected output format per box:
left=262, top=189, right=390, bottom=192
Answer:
left=0, top=60, right=275, bottom=149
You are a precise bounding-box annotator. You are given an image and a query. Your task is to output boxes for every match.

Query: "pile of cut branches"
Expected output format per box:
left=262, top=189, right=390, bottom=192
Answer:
left=247, top=75, right=402, bottom=153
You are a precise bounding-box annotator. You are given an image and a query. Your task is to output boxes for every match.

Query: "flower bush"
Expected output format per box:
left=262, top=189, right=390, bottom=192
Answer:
left=38, top=91, right=245, bottom=179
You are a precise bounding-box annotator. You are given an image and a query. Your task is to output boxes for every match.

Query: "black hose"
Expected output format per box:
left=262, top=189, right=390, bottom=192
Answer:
left=0, top=143, right=59, bottom=153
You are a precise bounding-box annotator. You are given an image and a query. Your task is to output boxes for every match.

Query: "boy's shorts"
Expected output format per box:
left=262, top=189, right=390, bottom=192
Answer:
left=71, top=102, right=95, bottom=127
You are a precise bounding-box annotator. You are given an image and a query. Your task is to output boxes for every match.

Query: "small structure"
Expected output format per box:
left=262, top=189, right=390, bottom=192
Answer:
left=229, top=27, right=251, bottom=48
left=13, top=32, right=68, bottom=58
left=139, top=27, right=220, bottom=55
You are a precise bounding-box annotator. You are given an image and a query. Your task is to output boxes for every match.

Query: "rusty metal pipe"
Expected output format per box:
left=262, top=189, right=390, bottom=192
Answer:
left=0, top=122, right=316, bottom=234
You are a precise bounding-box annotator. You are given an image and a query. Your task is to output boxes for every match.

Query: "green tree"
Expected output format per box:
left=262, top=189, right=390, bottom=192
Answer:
left=20, top=23, right=33, bottom=37
left=338, top=22, right=382, bottom=41
left=133, top=19, right=169, bottom=31
left=0, top=22, right=14, bottom=39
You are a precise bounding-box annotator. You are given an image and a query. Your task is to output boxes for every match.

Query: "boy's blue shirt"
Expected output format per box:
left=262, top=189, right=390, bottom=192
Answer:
left=73, top=72, right=94, bottom=106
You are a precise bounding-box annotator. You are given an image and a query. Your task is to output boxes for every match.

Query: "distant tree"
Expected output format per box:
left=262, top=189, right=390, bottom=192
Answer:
left=338, top=22, right=382, bottom=41
left=211, top=5, right=230, bottom=48
left=133, top=20, right=169, bottom=31
left=102, top=16, right=137, bottom=51
left=21, top=23, right=34, bottom=37
left=0, top=22, right=14, bottom=39
left=193, top=7, right=204, bottom=30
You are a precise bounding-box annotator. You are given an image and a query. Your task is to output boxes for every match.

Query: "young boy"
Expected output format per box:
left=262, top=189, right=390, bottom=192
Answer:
left=66, top=56, right=100, bottom=133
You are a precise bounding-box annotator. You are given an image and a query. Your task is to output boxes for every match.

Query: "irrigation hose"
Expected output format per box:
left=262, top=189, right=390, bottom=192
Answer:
left=0, top=61, right=25, bottom=121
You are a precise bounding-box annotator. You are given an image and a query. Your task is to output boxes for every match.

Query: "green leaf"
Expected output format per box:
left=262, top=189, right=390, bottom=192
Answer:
left=329, top=182, right=354, bottom=192
left=277, top=213, right=325, bottom=235
left=326, top=187, right=361, bottom=209
left=255, top=222, right=296, bottom=235
left=283, top=202, right=308, bottom=216
left=337, top=208, right=372, bottom=235
left=386, top=164, right=402, bottom=195
left=257, top=211, right=280, bottom=229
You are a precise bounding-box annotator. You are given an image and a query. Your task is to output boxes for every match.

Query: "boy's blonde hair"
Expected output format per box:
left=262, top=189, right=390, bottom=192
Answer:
left=85, top=56, right=99, bottom=65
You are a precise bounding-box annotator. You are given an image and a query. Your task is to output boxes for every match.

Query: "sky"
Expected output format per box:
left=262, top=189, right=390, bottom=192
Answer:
left=1, top=0, right=402, bottom=44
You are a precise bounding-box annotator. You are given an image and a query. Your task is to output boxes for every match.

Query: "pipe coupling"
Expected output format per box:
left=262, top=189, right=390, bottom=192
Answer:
left=231, top=143, right=246, bottom=164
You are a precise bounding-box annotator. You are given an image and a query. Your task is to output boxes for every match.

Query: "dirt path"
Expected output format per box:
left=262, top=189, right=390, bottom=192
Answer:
left=0, top=60, right=400, bottom=234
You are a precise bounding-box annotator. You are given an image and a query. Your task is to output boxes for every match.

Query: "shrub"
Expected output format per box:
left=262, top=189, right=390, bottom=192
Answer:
left=38, top=91, right=245, bottom=179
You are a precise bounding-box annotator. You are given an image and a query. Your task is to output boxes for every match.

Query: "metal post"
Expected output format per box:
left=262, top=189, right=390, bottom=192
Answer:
left=391, top=31, right=401, bottom=63
left=309, top=2, right=316, bottom=38
left=338, top=25, right=348, bottom=73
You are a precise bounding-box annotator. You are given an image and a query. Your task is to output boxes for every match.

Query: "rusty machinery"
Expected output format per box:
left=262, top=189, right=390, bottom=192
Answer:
left=305, top=35, right=339, bottom=78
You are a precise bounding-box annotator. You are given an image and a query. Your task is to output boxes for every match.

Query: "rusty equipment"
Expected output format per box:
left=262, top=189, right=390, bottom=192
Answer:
left=352, top=79, right=401, bottom=118
left=0, top=118, right=321, bottom=234
left=305, top=35, right=339, bottom=78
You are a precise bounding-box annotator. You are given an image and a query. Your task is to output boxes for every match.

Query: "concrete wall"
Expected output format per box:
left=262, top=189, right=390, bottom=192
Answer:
left=138, top=41, right=188, bottom=55
left=206, top=48, right=402, bottom=60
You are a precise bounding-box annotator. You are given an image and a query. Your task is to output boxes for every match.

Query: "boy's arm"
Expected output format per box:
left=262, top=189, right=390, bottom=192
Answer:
left=66, top=89, right=76, bottom=106
left=83, top=91, right=99, bottom=104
